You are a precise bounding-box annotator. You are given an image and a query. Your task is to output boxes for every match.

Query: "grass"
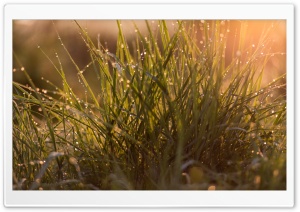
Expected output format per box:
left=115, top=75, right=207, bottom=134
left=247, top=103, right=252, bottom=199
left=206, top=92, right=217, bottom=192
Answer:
left=13, top=20, right=286, bottom=190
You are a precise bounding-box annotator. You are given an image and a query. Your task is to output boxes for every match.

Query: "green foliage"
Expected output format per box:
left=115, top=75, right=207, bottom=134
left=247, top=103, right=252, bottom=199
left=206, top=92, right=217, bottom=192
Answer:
left=13, top=20, right=286, bottom=190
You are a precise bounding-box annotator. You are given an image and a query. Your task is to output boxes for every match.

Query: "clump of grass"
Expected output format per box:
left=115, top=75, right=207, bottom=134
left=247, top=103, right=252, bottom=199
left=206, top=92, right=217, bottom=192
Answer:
left=13, top=20, right=286, bottom=190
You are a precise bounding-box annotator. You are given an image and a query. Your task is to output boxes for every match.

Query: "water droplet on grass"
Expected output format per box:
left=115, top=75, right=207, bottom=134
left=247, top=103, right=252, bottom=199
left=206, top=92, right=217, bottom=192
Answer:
left=236, top=50, right=241, bottom=57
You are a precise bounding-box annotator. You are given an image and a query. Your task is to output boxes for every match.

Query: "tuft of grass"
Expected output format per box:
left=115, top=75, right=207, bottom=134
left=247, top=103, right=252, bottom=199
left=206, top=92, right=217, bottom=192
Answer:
left=13, top=20, right=286, bottom=190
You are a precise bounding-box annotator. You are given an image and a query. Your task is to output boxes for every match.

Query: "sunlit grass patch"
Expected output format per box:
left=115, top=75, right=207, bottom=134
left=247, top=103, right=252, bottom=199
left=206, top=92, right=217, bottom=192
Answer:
left=13, top=20, right=286, bottom=190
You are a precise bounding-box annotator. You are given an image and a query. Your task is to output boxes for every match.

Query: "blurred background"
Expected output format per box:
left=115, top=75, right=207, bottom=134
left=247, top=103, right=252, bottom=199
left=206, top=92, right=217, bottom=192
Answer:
left=13, top=20, right=286, bottom=97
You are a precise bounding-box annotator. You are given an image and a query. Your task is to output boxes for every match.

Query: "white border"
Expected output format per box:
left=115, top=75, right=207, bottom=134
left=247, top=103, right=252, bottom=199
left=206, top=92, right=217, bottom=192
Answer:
left=3, top=4, right=294, bottom=207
